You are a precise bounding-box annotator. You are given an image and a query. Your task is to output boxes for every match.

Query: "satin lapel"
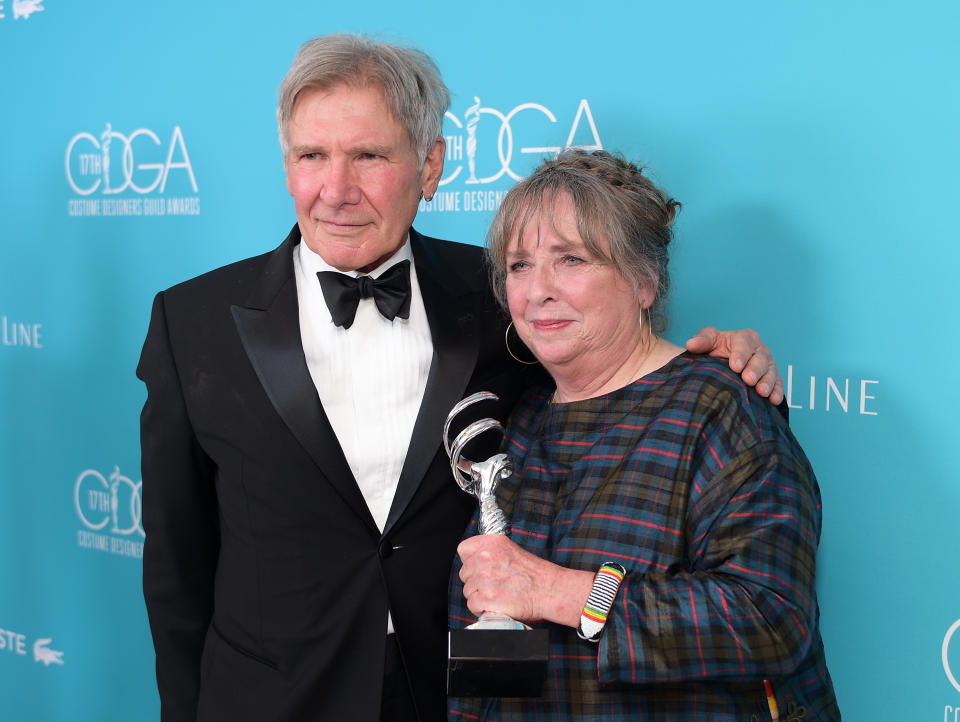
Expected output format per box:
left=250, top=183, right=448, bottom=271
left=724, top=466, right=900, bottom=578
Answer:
left=384, top=230, right=480, bottom=533
left=231, top=226, right=377, bottom=533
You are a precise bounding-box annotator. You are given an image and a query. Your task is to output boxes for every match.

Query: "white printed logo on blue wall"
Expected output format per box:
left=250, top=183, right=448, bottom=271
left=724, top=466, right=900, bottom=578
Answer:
left=0, top=626, right=63, bottom=667
left=945, top=619, right=960, bottom=720
left=785, top=364, right=879, bottom=415
left=34, top=638, right=64, bottom=666
left=0, top=0, right=45, bottom=20
left=14, top=0, right=43, bottom=18
left=419, top=97, right=602, bottom=215
left=74, top=466, right=144, bottom=559
left=65, top=123, right=200, bottom=218
left=945, top=619, right=960, bottom=694
left=1, top=315, right=42, bottom=349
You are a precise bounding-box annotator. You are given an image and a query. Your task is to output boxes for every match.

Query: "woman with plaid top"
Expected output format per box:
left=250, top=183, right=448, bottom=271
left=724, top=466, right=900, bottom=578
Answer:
left=448, top=150, right=840, bottom=721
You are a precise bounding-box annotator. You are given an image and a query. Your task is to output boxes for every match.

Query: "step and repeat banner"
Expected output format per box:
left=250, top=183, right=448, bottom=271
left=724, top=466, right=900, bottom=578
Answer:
left=1, top=1, right=958, bottom=720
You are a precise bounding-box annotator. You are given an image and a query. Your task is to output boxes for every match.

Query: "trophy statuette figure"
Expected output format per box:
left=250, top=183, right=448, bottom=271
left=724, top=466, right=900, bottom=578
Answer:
left=444, top=392, right=549, bottom=697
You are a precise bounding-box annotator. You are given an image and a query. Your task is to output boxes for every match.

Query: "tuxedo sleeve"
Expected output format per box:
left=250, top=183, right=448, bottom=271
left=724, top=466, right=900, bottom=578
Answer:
left=137, top=291, right=219, bottom=722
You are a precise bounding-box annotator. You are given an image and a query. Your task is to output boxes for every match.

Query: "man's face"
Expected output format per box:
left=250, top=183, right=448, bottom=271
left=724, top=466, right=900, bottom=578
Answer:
left=285, top=83, right=444, bottom=272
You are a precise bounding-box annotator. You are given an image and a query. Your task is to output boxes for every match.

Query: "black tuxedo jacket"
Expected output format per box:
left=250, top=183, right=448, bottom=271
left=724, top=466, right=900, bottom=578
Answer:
left=137, top=226, right=537, bottom=722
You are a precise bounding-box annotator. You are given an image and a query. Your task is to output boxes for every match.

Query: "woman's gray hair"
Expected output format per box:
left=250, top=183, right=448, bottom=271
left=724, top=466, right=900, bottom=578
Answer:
left=487, top=149, right=680, bottom=332
left=277, top=34, right=450, bottom=166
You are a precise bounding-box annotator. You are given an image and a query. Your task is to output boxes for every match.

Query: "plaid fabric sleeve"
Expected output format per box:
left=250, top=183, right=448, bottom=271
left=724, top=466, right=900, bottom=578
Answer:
left=598, top=402, right=823, bottom=685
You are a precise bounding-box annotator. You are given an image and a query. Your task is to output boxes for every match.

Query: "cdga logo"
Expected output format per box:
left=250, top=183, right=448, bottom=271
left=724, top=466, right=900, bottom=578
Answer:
left=65, top=123, right=200, bottom=217
left=945, top=619, right=960, bottom=695
left=441, top=97, right=601, bottom=186
left=421, top=96, right=602, bottom=214
left=74, top=466, right=144, bottom=559
left=66, top=123, right=196, bottom=196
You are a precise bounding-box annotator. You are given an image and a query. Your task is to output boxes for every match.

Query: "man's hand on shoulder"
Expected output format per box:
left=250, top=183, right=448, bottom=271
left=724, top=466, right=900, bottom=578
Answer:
left=685, top=326, right=784, bottom=405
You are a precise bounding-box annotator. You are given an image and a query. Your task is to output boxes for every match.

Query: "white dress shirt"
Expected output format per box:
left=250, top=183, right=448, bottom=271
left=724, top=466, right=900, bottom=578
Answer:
left=294, top=237, right=434, bottom=534
left=294, top=237, right=434, bottom=635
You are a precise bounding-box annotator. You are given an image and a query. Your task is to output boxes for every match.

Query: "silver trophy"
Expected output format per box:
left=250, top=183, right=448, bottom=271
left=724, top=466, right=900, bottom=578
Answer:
left=444, top=392, right=511, bottom=537
left=444, top=392, right=548, bottom=697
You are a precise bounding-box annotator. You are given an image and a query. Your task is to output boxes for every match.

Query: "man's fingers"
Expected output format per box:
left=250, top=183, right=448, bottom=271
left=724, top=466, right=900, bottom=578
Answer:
left=763, top=370, right=785, bottom=406
left=684, top=327, right=784, bottom=406
left=745, top=358, right=784, bottom=403
left=739, top=353, right=769, bottom=388
left=725, top=329, right=762, bottom=370
left=685, top=326, right=720, bottom=355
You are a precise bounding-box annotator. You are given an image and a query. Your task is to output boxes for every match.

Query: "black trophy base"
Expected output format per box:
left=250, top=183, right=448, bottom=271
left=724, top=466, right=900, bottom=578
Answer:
left=447, top=628, right=550, bottom=698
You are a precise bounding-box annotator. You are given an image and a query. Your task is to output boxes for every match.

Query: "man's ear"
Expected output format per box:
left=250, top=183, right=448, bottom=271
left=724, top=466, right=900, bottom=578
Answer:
left=420, top=137, right=446, bottom=199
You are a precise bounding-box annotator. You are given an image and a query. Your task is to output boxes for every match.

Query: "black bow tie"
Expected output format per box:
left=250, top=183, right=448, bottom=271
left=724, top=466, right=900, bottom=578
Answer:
left=316, top=260, right=412, bottom=329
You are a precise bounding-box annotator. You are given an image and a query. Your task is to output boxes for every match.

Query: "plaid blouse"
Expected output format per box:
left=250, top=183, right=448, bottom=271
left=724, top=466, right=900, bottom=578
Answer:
left=448, top=353, right=839, bottom=721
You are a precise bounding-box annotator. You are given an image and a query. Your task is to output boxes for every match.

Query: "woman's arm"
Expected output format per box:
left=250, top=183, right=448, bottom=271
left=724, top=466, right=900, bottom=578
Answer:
left=457, top=431, right=822, bottom=686
left=598, top=444, right=821, bottom=685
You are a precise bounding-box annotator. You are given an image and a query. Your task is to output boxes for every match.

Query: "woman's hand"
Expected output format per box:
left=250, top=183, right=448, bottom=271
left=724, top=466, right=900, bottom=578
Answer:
left=685, top=326, right=784, bottom=404
left=458, top=535, right=595, bottom=629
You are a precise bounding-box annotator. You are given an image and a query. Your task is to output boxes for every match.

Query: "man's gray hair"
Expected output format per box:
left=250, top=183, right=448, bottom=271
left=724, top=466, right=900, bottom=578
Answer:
left=277, top=34, right=450, bottom=166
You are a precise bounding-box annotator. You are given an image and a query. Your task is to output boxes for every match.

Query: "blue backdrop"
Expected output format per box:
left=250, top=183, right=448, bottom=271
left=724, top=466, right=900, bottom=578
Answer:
left=2, top=1, right=958, bottom=719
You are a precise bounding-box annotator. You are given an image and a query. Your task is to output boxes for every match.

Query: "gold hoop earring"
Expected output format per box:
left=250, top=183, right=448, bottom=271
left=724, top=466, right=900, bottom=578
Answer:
left=640, top=305, right=653, bottom=329
left=505, top=322, right=538, bottom=365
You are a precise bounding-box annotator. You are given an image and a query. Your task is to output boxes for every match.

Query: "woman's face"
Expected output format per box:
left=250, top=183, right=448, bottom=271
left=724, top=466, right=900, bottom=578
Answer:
left=505, top=193, right=651, bottom=378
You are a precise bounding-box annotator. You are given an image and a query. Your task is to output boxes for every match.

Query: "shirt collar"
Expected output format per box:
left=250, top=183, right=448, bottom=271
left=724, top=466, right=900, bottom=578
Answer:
left=297, top=234, right=414, bottom=279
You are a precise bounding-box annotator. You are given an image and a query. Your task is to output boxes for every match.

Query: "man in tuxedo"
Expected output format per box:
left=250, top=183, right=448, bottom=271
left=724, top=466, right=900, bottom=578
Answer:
left=137, top=34, right=783, bottom=722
